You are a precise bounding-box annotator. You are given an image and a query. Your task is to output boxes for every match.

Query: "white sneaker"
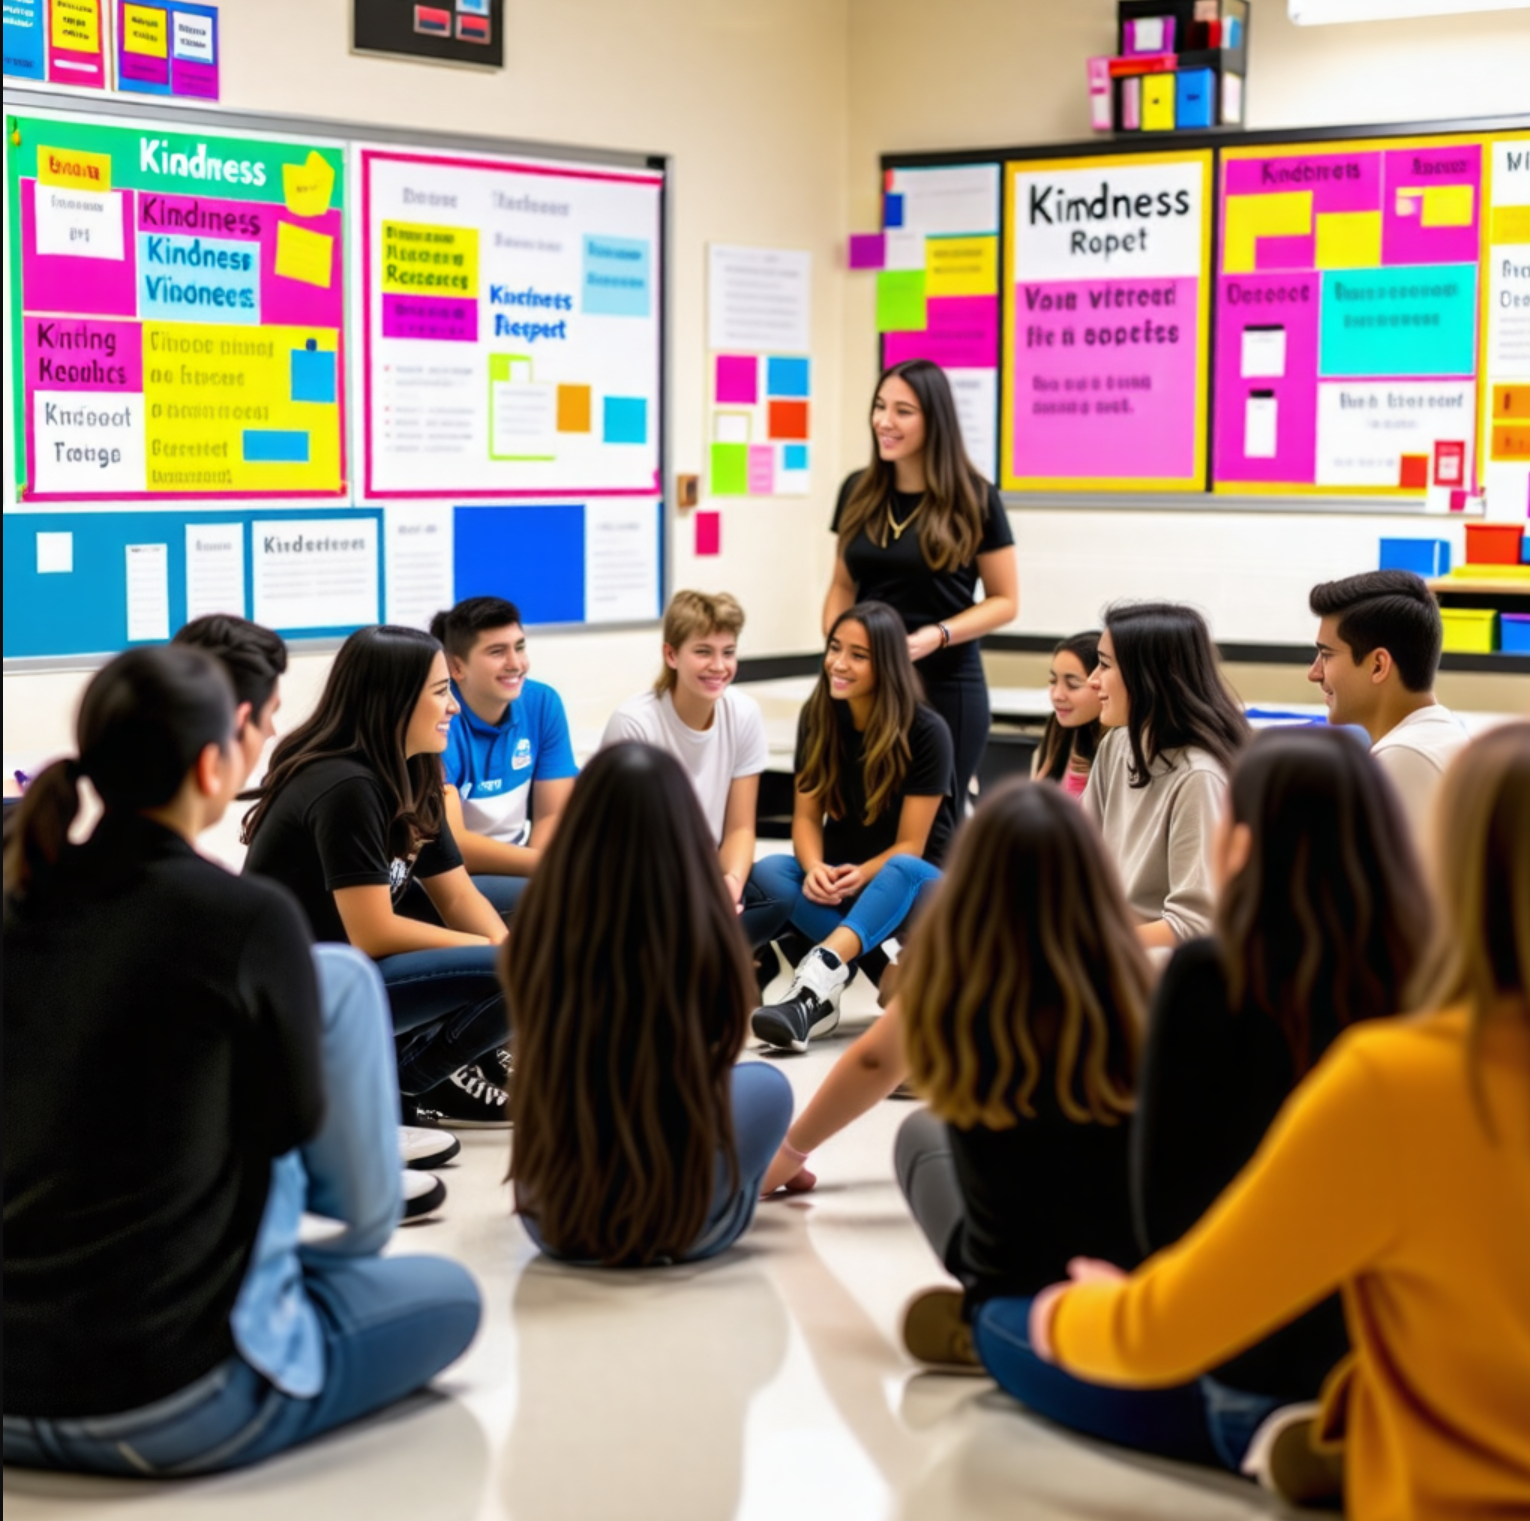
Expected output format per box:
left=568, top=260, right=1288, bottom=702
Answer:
left=751, top=947, right=850, bottom=1051
left=400, top=1124, right=461, bottom=1170
left=401, top=1169, right=446, bottom=1221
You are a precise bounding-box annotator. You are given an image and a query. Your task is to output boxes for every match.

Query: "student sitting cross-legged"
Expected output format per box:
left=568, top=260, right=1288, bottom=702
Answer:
left=749, top=600, right=957, bottom=1053
left=505, top=742, right=793, bottom=1267
left=2, top=647, right=480, bottom=1477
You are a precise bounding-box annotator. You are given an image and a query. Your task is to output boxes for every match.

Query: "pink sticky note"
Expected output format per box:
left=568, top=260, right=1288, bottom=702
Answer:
left=849, top=233, right=886, bottom=270
left=715, top=354, right=758, bottom=405
left=1449, top=489, right=1467, bottom=512
left=747, top=445, right=775, bottom=495
left=694, top=510, right=721, bottom=556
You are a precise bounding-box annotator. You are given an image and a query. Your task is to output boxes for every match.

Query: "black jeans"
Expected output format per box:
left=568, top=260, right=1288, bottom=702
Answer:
left=921, top=662, right=991, bottom=809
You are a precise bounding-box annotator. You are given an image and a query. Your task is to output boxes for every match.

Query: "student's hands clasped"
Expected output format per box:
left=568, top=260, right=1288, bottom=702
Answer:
left=803, top=861, right=864, bottom=905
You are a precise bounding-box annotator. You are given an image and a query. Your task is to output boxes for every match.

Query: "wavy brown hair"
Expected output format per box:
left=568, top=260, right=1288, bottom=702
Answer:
left=1216, top=727, right=1429, bottom=1076
left=503, top=742, right=755, bottom=1266
left=901, top=779, right=1150, bottom=1128
left=837, top=360, right=985, bottom=573
left=796, top=601, right=925, bottom=826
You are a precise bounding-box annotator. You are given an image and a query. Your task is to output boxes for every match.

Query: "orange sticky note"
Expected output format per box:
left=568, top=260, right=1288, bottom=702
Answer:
left=556, top=384, right=591, bottom=432
left=767, top=399, right=809, bottom=441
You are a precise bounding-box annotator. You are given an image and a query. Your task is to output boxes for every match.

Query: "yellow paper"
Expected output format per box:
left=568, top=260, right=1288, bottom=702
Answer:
left=49, top=0, right=99, bottom=51
left=925, top=235, right=998, bottom=297
left=1315, top=211, right=1382, bottom=269
left=282, top=151, right=336, bottom=219
left=380, top=221, right=479, bottom=298
left=275, top=221, right=334, bottom=289
left=1491, top=205, right=1530, bottom=244
left=1420, top=184, right=1474, bottom=228
left=37, top=144, right=111, bottom=192
left=1142, top=74, right=1175, bottom=131
left=121, top=3, right=168, bottom=56
left=1222, top=191, right=1313, bottom=274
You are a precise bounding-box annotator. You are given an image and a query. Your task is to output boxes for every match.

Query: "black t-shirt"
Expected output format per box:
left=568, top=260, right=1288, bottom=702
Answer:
left=832, top=470, right=1014, bottom=682
left=796, top=700, right=957, bottom=866
left=1133, top=937, right=1351, bottom=1399
left=243, top=756, right=463, bottom=945
left=3, top=813, right=323, bottom=1418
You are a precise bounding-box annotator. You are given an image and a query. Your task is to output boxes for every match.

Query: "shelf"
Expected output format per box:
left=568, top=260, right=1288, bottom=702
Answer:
left=1427, top=578, right=1530, bottom=599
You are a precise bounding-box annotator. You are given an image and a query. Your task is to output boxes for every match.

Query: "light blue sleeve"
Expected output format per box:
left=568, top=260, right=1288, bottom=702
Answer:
left=532, top=682, right=579, bottom=781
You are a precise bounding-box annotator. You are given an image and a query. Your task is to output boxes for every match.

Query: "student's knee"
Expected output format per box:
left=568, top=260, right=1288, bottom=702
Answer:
left=311, top=944, right=390, bottom=1032
left=386, top=1256, right=484, bottom=1362
left=730, top=1062, right=794, bottom=1166
left=748, top=853, right=803, bottom=898
left=893, top=1106, right=947, bottom=1196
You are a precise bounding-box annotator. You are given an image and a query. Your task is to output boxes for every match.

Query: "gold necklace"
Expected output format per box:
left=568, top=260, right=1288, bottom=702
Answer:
left=886, top=497, right=921, bottom=541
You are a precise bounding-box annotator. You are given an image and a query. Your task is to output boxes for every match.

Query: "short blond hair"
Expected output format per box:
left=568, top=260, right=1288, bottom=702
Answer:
left=654, top=590, right=745, bottom=695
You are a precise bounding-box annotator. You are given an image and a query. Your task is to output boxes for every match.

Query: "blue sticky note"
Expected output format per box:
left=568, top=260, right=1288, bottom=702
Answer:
left=2, top=0, right=46, bottom=79
left=783, top=444, right=809, bottom=471
left=243, top=430, right=310, bottom=463
left=583, top=235, right=651, bottom=317
left=766, top=356, right=810, bottom=398
left=1319, top=264, right=1477, bottom=379
left=884, top=193, right=904, bottom=229
left=290, top=343, right=336, bottom=404
left=1175, top=69, right=1214, bottom=130
left=603, top=396, right=647, bottom=445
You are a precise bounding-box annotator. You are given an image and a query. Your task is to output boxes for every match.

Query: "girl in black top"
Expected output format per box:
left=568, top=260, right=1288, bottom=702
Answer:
left=243, top=624, right=511, bottom=1127
left=749, top=601, right=955, bottom=1053
left=827, top=358, right=1019, bottom=806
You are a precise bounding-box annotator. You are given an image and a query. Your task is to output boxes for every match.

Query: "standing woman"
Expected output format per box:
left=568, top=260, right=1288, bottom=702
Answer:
left=826, top=359, right=1019, bottom=808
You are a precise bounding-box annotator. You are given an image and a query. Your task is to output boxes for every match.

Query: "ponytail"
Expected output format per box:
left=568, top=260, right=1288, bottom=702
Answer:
left=3, top=758, right=86, bottom=901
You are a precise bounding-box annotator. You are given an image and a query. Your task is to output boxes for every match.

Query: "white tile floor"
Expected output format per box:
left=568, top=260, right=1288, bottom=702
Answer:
left=4, top=981, right=1305, bottom=1521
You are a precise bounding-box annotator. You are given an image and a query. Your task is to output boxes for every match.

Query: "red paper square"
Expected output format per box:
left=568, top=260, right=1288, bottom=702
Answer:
left=767, top=400, right=809, bottom=441
left=694, top=511, right=721, bottom=557
left=1398, top=454, right=1429, bottom=490
left=1433, top=440, right=1465, bottom=486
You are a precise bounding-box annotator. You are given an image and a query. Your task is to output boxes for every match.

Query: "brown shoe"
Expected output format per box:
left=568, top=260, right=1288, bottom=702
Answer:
left=900, top=1287, right=984, bottom=1373
left=1244, top=1404, right=1345, bottom=1507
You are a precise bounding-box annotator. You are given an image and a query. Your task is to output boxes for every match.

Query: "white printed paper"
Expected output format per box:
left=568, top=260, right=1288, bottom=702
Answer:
left=883, top=230, right=927, bottom=272
left=32, top=391, right=144, bottom=494
left=185, top=523, right=246, bottom=620
left=1241, top=326, right=1286, bottom=379
left=34, top=188, right=124, bottom=261
left=252, top=518, right=379, bottom=631
left=584, top=500, right=659, bottom=624
left=36, top=531, right=73, bottom=574
left=1245, top=393, right=1278, bottom=459
left=708, top=245, right=811, bottom=354
left=887, top=165, right=1001, bottom=235
left=1132, top=16, right=1166, bottom=50
left=1315, top=380, right=1474, bottom=490
left=384, top=505, right=455, bottom=631
left=947, top=368, right=998, bottom=482
left=172, top=10, right=215, bottom=60
left=125, top=543, right=170, bottom=642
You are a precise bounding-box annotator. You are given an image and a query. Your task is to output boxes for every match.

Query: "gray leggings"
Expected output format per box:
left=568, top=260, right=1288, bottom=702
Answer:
left=894, top=1109, right=966, bottom=1273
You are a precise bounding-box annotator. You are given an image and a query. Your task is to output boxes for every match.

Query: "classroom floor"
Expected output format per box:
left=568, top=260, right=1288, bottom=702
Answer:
left=3, top=979, right=1308, bottom=1521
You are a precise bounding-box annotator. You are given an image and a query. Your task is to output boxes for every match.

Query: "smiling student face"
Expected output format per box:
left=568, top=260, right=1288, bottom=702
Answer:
left=825, top=619, right=876, bottom=703
left=404, top=651, right=460, bottom=757
left=1089, top=630, right=1129, bottom=728
left=1308, top=615, right=1382, bottom=728
left=1048, top=649, right=1102, bottom=728
left=872, top=375, right=926, bottom=468
left=665, top=625, right=738, bottom=705
left=452, top=623, right=528, bottom=716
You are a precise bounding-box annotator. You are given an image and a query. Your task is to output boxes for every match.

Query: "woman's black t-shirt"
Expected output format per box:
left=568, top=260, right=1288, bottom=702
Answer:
left=796, top=700, right=957, bottom=866
left=832, top=470, right=1014, bottom=683
left=243, top=756, right=463, bottom=945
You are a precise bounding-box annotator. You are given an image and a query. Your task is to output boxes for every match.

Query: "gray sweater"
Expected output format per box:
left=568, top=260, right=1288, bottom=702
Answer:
left=1082, top=728, right=1228, bottom=942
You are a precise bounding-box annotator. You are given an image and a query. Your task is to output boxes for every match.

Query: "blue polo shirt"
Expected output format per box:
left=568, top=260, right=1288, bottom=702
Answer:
left=441, top=679, right=578, bottom=845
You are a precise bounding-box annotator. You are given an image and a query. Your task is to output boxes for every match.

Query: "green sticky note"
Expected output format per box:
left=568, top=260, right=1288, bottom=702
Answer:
left=876, top=270, right=926, bottom=332
left=710, top=442, right=749, bottom=496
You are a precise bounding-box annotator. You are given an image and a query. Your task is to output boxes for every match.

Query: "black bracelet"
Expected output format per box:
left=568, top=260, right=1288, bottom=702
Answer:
left=938, top=622, right=952, bottom=647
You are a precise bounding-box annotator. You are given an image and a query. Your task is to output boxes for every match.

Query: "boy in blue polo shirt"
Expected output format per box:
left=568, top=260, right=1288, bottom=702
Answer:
left=430, top=597, right=578, bottom=916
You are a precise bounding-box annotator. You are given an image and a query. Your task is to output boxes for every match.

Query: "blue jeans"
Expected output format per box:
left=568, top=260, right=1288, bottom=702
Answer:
left=747, top=852, right=941, bottom=961
left=377, top=945, right=507, bottom=1096
left=399, top=873, right=528, bottom=921
left=738, top=871, right=796, bottom=952
left=522, top=1062, right=793, bottom=1266
left=973, top=1297, right=1282, bottom=1472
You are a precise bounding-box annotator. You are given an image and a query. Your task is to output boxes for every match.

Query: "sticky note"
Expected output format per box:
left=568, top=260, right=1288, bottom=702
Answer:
left=715, top=354, right=757, bottom=405
left=1315, top=211, right=1382, bottom=269
left=710, top=442, right=748, bottom=496
left=876, top=270, right=926, bottom=333
left=1396, top=189, right=1421, bottom=217
left=122, top=4, right=168, bottom=55
left=767, top=399, right=809, bottom=441
left=783, top=444, right=809, bottom=471
left=766, top=356, right=810, bottom=398
left=1241, top=325, right=1286, bottom=378
left=848, top=234, right=885, bottom=270
left=1433, top=440, right=1464, bottom=485
left=1398, top=454, right=1429, bottom=489
left=713, top=412, right=750, bottom=445
left=51, top=0, right=100, bottom=50
left=1492, top=206, right=1530, bottom=244
left=556, top=384, right=591, bottom=432
left=36, top=531, right=73, bottom=574
left=274, top=221, right=334, bottom=288
left=883, top=229, right=925, bottom=271
left=290, top=343, right=337, bottom=403
left=884, top=192, right=904, bottom=229
left=1223, top=192, right=1313, bottom=274
left=1245, top=393, right=1277, bottom=458
left=1420, top=185, right=1474, bottom=228
left=603, top=397, right=647, bottom=445
left=925, top=235, right=998, bottom=297
left=244, top=430, right=310, bottom=463
left=694, top=511, right=721, bottom=557
left=1142, top=73, right=1175, bottom=131
left=282, top=150, right=335, bottom=218
left=748, top=445, right=775, bottom=495
left=37, top=145, right=111, bottom=192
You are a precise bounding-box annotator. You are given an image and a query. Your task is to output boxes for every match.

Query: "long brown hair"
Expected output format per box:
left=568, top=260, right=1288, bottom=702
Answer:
left=1216, top=727, right=1429, bottom=1076
left=901, top=779, right=1150, bottom=1128
left=796, top=601, right=925, bottom=826
left=503, top=742, right=754, bottom=1265
left=837, top=359, right=985, bottom=573
left=1033, top=630, right=1103, bottom=783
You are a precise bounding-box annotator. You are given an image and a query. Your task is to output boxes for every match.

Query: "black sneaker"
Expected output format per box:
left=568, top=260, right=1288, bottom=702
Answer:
left=476, top=1046, right=513, bottom=1086
left=751, top=947, right=849, bottom=1052
left=417, top=1063, right=511, bottom=1129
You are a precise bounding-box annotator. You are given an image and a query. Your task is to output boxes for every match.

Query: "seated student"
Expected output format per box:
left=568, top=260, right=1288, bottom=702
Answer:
left=1031, top=630, right=1104, bottom=797
left=891, top=779, right=1151, bottom=1371
left=505, top=742, right=793, bottom=1266
left=1308, top=569, right=1469, bottom=845
left=3, top=647, right=479, bottom=1476
left=174, top=614, right=459, bottom=1189
left=1129, top=726, right=1428, bottom=1474
left=984, top=724, right=1530, bottom=1519
left=243, top=624, right=511, bottom=1129
left=749, top=600, right=956, bottom=1052
left=430, top=597, right=577, bottom=916
left=600, top=590, right=777, bottom=946
left=1085, top=602, right=1249, bottom=948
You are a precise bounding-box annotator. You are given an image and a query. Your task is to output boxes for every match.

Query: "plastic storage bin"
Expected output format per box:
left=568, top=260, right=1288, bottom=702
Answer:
left=1379, top=538, right=1450, bottom=576
left=1501, top=613, right=1530, bottom=654
left=1439, top=608, right=1499, bottom=653
left=1464, top=524, right=1524, bottom=566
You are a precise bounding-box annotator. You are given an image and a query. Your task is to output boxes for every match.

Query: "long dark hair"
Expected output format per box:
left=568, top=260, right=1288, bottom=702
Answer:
left=242, top=625, right=446, bottom=857
left=797, top=601, right=925, bottom=825
left=504, top=743, right=754, bottom=1266
left=1216, top=727, right=1429, bottom=1076
left=902, top=780, right=1149, bottom=1127
left=4, top=646, right=234, bottom=901
left=1104, top=602, right=1249, bottom=786
left=1033, top=630, right=1103, bottom=783
left=837, top=360, right=985, bottom=573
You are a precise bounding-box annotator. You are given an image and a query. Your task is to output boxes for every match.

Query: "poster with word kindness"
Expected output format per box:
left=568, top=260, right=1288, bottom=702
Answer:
left=360, top=147, right=663, bottom=498
left=1003, top=150, right=1213, bottom=492
left=7, top=112, right=347, bottom=500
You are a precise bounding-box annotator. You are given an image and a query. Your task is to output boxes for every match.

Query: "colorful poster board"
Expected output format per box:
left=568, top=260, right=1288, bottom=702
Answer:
left=4, top=0, right=107, bottom=86
left=707, top=352, right=811, bottom=497
left=360, top=147, right=663, bottom=499
left=1212, top=136, right=1485, bottom=503
left=1003, top=150, right=1213, bottom=492
left=1482, top=133, right=1530, bottom=516
left=7, top=111, right=347, bottom=502
left=115, top=1, right=219, bottom=100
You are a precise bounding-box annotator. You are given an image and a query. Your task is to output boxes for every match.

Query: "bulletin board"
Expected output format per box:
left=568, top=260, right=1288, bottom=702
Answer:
left=3, top=90, right=669, bottom=665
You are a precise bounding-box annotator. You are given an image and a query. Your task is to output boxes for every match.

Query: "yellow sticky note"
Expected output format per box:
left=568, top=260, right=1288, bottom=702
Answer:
left=1420, top=184, right=1474, bottom=228
left=282, top=151, right=336, bottom=219
left=122, top=3, right=168, bottom=56
left=49, top=0, right=99, bottom=51
left=36, top=144, right=111, bottom=192
left=925, top=235, right=998, bottom=297
left=1315, top=211, right=1382, bottom=269
left=1223, top=192, right=1313, bottom=274
left=275, top=221, right=334, bottom=288
left=380, top=221, right=479, bottom=298
left=1142, top=74, right=1175, bottom=131
left=1492, top=205, right=1530, bottom=245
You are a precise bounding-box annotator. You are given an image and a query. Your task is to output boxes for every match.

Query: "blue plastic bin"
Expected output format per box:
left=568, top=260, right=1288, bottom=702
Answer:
left=1378, top=538, right=1450, bottom=576
left=1502, top=613, right=1530, bottom=654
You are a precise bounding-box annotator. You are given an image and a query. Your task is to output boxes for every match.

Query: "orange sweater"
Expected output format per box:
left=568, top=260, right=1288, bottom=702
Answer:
left=1051, top=1007, right=1530, bottom=1521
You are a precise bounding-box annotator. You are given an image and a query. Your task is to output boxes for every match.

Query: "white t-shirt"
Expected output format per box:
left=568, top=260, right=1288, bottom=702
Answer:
left=1371, top=704, right=1470, bottom=846
left=599, top=687, right=769, bottom=844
